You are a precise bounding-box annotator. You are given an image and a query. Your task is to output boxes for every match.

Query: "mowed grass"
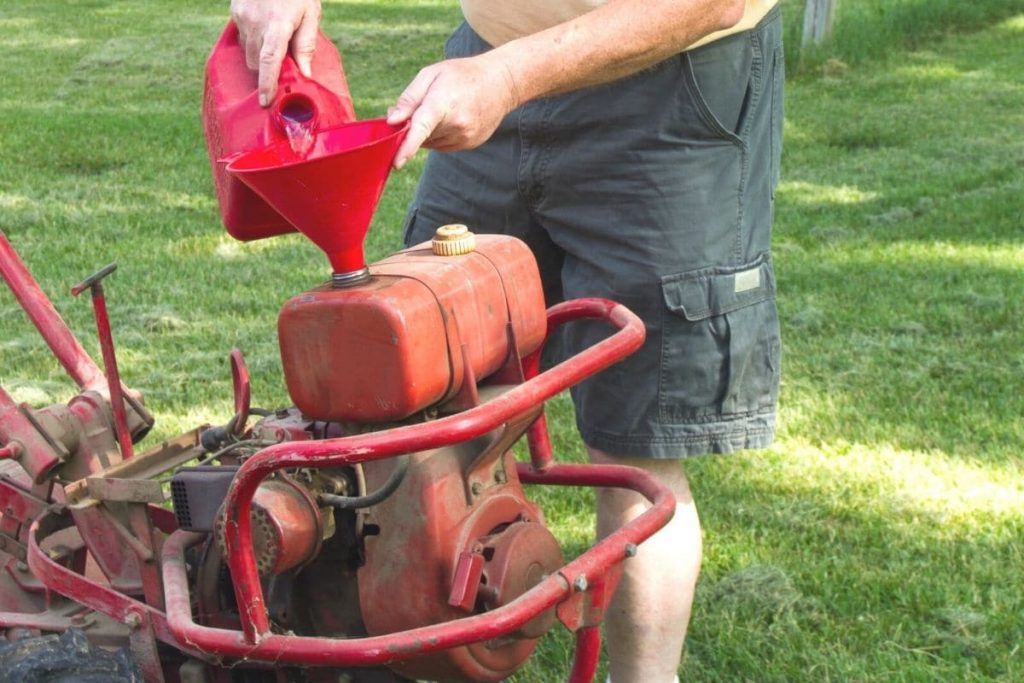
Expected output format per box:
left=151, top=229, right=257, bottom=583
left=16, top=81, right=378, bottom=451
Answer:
left=1, top=2, right=1022, bottom=681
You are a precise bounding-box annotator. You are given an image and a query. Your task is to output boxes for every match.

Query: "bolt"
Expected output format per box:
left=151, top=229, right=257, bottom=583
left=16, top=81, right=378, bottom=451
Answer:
left=16, top=561, right=28, bottom=573
left=494, top=470, right=507, bottom=484
left=573, top=576, right=588, bottom=592
left=625, top=543, right=638, bottom=558
left=123, top=612, right=142, bottom=629
left=470, top=482, right=483, bottom=496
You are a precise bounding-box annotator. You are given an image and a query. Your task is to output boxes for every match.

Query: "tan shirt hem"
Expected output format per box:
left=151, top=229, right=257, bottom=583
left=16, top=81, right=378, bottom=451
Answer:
left=461, top=0, right=779, bottom=50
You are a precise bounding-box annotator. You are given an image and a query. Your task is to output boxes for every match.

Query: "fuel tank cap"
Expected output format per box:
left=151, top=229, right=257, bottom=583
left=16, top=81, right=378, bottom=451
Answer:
left=431, top=223, right=476, bottom=256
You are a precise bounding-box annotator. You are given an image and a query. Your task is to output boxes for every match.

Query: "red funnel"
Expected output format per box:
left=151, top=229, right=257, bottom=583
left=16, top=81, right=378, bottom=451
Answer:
left=225, top=118, right=408, bottom=276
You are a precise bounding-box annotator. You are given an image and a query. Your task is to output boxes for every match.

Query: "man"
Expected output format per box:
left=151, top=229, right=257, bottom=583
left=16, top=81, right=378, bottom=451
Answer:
left=231, top=1, right=783, bottom=681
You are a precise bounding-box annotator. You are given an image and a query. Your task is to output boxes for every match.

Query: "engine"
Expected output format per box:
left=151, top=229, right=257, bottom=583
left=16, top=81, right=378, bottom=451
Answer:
left=171, top=228, right=564, bottom=682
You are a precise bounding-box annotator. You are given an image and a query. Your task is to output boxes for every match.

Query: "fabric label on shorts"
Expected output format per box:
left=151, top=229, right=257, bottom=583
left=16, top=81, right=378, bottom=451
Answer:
left=734, top=267, right=761, bottom=293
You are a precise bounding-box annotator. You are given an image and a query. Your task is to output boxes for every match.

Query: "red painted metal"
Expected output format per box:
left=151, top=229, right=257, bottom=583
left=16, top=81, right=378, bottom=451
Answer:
left=357, top=422, right=555, bottom=682
left=244, top=478, right=322, bottom=576
left=228, top=349, right=251, bottom=436
left=0, top=385, right=66, bottom=484
left=160, top=450, right=675, bottom=668
left=221, top=298, right=645, bottom=643
left=26, top=515, right=202, bottom=660
left=72, top=271, right=134, bottom=460
left=226, top=118, right=408, bottom=274
left=0, top=232, right=107, bottom=393
left=567, top=626, right=602, bottom=683
left=203, top=20, right=356, bottom=241
left=278, top=235, right=546, bottom=422
left=448, top=551, right=486, bottom=612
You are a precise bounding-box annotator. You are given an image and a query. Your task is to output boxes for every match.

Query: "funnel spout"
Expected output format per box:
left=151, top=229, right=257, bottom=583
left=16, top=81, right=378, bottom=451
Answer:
left=225, top=119, right=409, bottom=276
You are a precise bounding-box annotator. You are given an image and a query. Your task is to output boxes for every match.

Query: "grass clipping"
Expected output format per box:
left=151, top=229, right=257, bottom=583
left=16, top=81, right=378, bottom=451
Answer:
left=702, top=565, right=817, bottom=631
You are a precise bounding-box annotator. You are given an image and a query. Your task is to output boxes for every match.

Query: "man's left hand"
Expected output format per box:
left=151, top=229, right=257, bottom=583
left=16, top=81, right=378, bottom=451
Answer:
left=386, top=54, right=521, bottom=169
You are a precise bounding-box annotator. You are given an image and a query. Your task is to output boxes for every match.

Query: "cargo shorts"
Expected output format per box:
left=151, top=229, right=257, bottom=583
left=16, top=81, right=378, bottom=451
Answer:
left=404, top=6, right=784, bottom=458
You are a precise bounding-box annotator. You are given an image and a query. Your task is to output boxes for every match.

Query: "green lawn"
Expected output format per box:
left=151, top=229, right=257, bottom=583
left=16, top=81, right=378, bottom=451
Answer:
left=1, top=1, right=1021, bottom=681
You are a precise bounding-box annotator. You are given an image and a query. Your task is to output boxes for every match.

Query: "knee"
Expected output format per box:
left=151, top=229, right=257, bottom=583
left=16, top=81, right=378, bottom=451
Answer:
left=589, top=447, right=695, bottom=506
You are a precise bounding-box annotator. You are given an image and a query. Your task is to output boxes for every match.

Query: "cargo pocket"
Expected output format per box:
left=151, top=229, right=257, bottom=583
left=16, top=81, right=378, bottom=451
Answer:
left=659, top=253, right=780, bottom=422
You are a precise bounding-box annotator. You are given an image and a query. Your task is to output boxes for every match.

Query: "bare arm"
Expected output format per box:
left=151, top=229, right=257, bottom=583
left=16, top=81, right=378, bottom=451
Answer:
left=389, top=0, right=745, bottom=166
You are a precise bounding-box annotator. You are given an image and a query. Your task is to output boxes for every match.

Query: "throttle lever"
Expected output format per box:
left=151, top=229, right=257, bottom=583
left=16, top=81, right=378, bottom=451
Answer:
left=71, top=263, right=134, bottom=460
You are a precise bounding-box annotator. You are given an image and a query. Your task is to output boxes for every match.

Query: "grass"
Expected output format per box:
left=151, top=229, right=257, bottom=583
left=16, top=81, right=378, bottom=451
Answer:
left=780, top=0, right=1024, bottom=74
left=1, top=1, right=1022, bottom=681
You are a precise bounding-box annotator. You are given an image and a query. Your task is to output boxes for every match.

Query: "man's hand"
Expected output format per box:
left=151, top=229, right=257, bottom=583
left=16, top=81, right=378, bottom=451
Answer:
left=386, top=54, right=521, bottom=169
left=231, top=0, right=322, bottom=106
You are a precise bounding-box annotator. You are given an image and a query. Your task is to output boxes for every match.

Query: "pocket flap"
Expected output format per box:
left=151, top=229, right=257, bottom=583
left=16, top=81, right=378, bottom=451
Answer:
left=661, top=254, right=775, bottom=321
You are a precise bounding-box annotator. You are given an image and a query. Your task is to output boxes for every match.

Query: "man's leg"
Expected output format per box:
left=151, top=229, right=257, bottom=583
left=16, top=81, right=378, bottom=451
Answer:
left=590, top=447, right=702, bottom=683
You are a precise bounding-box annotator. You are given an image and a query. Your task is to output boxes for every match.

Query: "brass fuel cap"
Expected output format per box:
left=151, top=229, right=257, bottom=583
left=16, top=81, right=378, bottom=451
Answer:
left=431, top=224, right=476, bottom=256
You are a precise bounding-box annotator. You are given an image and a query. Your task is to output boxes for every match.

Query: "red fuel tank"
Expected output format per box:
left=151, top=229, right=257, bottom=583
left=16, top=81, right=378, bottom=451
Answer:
left=278, top=234, right=547, bottom=423
left=203, top=21, right=356, bottom=241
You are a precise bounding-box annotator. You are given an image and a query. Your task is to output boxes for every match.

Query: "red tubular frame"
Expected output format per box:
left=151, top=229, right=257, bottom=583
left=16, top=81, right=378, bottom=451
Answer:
left=0, top=231, right=107, bottom=393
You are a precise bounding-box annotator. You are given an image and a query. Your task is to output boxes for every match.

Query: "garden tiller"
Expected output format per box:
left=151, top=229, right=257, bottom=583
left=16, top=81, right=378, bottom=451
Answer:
left=0, top=22, right=675, bottom=683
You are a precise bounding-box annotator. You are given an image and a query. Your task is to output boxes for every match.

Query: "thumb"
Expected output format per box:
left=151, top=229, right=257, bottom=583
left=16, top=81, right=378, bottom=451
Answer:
left=291, top=10, right=319, bottom=78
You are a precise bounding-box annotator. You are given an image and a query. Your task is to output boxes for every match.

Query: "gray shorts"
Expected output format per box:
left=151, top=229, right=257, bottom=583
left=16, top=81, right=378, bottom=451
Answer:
left=404, top=6, right=784, bottom=458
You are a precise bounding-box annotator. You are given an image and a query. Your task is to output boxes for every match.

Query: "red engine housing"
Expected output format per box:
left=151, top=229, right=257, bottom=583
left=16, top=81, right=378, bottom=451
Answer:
left=358, top=416, right=563, bottom=682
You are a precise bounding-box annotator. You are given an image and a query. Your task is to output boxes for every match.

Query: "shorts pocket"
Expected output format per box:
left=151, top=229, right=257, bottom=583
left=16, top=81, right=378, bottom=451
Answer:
left=659, top=253, right=781, bottom=422
left=681, top=31, right=760, bottom=147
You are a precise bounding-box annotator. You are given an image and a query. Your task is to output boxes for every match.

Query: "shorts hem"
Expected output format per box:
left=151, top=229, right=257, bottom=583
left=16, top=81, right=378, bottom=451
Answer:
left=579, top=412, right=776, bottom=459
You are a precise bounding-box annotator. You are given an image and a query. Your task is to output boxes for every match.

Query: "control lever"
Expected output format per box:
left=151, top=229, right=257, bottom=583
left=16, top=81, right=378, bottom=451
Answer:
left=71, top=263, right=134, bottom=460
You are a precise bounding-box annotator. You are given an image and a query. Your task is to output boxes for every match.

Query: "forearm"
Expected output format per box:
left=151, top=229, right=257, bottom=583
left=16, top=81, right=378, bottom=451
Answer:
left=488, top=0, right=746, bottom=108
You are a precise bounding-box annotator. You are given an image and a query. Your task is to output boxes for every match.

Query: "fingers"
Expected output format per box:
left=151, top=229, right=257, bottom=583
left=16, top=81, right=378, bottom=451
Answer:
left=257, top=22, right=292, bottom=106
left=231, top=0, right=322, bottom=107
left=394, top=105, right=446, bottom=169
left=388, top=69, right=444, bottom=169
left=291, top=8, right=320, bottom=78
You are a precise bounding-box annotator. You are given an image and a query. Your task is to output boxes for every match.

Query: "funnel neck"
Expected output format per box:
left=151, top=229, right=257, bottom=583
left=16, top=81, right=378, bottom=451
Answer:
left=332, top=268, right=370, bottom=288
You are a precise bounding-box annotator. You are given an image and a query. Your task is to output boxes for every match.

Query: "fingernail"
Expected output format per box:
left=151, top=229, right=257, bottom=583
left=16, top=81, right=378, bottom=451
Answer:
left=394, top=156, right=406, bottom=170
left=259, top=93, right=268, bottom=107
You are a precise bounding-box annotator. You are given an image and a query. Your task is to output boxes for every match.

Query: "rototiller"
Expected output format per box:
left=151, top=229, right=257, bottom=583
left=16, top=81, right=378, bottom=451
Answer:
left=0, top=22, right=674, bottom=683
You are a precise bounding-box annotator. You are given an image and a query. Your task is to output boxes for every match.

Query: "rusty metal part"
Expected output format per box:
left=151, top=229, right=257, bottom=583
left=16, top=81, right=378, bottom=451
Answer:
left=477, top=520, right=563, bottom=639
left=0, top=387, right=68, bottom=484
left=64, top=427, right=207, bottom=508
left=217, top=476, right=323, bottom=577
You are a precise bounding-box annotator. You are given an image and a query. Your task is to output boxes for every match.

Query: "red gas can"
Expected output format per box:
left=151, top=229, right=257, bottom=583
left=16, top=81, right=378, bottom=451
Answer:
left=203, top=21, right=356, bottom=241
left=278, top=234, right=548, bottom=423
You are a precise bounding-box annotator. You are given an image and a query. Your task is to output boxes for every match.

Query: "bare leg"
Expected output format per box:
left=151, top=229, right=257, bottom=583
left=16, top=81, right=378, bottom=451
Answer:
left=590, top=447, right=702, bottom=683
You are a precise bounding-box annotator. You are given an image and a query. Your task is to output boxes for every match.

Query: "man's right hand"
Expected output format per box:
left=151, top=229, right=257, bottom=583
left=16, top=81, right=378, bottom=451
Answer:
left=230, top=0, right=322, bottom=106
